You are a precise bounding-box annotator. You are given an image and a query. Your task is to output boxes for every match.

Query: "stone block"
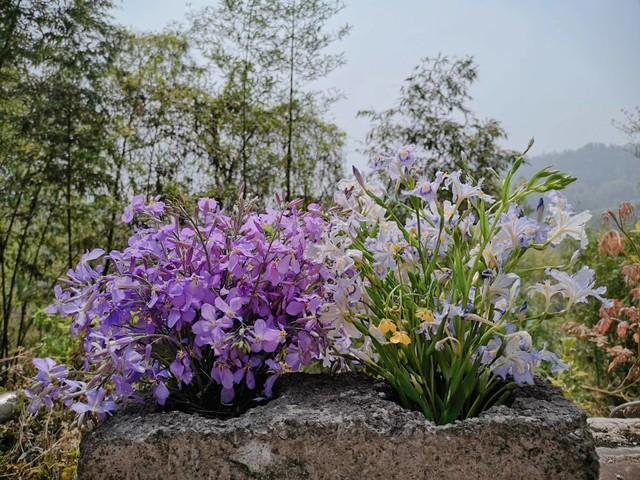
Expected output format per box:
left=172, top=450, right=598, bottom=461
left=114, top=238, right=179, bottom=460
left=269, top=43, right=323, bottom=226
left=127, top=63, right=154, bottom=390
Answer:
left=78, top=374, right=598, bottom=480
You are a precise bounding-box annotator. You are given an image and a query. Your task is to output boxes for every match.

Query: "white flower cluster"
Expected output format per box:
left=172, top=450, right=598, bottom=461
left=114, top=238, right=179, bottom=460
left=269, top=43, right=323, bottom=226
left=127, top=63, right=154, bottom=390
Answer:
left=307, top=145, right=608, bottom=386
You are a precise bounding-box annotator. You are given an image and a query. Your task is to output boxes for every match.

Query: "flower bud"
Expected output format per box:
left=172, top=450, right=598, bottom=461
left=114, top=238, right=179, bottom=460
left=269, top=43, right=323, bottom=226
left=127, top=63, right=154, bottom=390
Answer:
left=619, top=202, right=634, bottom=220
left=598, top=230, right=624, bottom=256
left=622, top=264, right=640, bottom=288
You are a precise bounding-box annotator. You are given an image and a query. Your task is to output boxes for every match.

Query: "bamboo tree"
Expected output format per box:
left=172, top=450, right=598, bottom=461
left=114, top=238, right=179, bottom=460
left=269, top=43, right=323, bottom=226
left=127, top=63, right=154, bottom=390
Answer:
left=358, top=55, right=515, bottom=192
left=0, top=0, right=117, bottom=356
left=267, top=0, right=350, bottom=200
left=189, top=0, right=348, bottom=203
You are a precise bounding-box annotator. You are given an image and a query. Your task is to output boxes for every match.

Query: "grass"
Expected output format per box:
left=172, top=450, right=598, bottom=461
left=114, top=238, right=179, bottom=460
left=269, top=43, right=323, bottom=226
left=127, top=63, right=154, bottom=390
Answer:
left=0, top=349, right=80, bottom=480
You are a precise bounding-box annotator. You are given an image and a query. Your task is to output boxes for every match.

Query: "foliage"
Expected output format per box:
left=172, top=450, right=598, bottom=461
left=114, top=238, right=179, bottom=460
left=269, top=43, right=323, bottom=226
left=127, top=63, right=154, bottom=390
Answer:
left=562, top=202, right=640, bottom=405
left=358, top=55, right=514, bottom=193
left=26, top=196, right=339, bottom=420
left=0, top=0, right=348, bottom=359
left=307, top=145, right=608, bottom=424
left=30, top=311, right=80, bottom=362
left=1, top=350, right=80, bottom=480
left=0, top=0, right=119, bottom=363
left=188, top=0, right=348, bottom=202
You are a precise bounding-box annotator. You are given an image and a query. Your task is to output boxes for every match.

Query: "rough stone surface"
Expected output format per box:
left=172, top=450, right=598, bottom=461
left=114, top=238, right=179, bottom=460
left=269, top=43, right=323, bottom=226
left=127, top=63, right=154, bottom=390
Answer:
left=588, top=417, right=640, bottom=448
left=78, top=374, right=598, bottom=480
left=587, top=417, right=640, bottom=479
left=610, top=401, right=640, bottom=418
left=597, top=447, right=640, bottom=480
left=0, top=391, right=17, bottom=424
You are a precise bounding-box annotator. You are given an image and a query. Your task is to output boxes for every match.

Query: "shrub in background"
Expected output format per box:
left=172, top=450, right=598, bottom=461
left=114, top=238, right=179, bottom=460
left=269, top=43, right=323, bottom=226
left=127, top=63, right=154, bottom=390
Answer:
left=563, top=202, right=640, bottom=406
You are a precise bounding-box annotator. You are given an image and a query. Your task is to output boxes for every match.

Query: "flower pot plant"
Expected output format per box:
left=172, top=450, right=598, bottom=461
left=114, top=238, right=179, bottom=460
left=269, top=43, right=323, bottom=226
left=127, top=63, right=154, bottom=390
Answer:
left=307, top=143, right=609, bottom=425
left=27, top=196, right=337, bottom=421
left=26, top=144, right=603, bottom=479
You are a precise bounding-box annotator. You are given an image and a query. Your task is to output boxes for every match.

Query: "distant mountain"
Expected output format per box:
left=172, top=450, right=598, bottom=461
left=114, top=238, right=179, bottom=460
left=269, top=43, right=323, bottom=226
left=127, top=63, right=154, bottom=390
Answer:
left=519, top=143, right=639, bottom=219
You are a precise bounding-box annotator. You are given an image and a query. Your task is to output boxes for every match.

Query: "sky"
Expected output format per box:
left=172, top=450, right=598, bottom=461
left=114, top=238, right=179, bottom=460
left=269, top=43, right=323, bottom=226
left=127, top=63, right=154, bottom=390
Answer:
left=112, top=0, right=640, bottom=168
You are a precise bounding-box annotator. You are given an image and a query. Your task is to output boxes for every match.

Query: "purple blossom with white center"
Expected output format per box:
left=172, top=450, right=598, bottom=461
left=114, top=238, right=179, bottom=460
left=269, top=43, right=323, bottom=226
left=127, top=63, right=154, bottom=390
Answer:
left=121, top=195, right=166, bottom=224
left=33, top=358, right=69, bottom=386
left=170, top=352, right=194, bottom=385
left=402, top=171, right=444, bottom=203
left=154, top=381, right=170, bottom=406
left=397, top=145, right=416, bottom=167
left=250, top=319, right=282, bottom=353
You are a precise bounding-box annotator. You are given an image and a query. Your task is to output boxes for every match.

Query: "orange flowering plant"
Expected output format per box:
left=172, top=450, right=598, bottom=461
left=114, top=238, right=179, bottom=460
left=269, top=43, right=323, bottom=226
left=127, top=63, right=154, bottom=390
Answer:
left=563, top=202, right=640, bottom=402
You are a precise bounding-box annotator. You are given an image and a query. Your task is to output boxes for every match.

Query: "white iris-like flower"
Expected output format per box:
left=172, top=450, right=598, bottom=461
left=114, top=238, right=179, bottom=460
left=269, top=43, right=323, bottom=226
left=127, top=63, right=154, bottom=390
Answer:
left=547, top=208, right=592, bottom=248
left=546, top=191, right=575, bottom=215
left=528, top=280, right=563, bottom=312
left=444, top=171, right=494, bottom=205
left=545, top=266, right=611, bottom=308
left=487, top=272, right=521, bottom=310
left=544, top=191, right=590, bottom=248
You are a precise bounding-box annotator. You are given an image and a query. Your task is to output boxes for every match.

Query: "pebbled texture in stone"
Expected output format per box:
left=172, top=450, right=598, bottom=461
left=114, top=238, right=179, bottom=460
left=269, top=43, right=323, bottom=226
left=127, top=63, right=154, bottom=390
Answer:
left=588, top=417, right=640, bottom=448
left=78, top=373, right=599, bottom=480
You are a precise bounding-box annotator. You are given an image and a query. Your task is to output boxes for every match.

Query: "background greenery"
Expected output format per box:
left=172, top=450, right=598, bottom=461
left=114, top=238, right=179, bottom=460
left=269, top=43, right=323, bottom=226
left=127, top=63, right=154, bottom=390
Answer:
left=0, top=1, right=638, bottom=478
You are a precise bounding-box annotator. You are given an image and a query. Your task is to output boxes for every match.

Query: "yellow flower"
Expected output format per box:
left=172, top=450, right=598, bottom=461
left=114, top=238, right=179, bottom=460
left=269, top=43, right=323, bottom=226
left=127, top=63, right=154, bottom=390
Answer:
left=415, top=308, right=435, bottom=323
left=378, top=319, right=397, bottom=334
left=390, top=331, right=411, bottom=345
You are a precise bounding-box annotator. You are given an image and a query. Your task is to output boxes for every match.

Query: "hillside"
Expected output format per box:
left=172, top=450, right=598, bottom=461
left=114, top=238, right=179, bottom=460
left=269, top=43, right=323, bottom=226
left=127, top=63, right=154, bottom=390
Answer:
left=520, top=143, right=639, bottom=218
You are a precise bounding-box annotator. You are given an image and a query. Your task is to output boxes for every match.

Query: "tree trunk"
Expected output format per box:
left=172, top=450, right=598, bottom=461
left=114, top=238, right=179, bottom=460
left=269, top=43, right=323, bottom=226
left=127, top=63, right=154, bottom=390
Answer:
left=103, top=138, right=126, bottom=275
left=65, top=101, right=73, bottom=270
left=1, top=183, right=40, bottom=356
left=17, top=203, right=54, bottom=346
left=240, top=1, right=257, bottom=199
left=285, top=1, right=296, bottom=200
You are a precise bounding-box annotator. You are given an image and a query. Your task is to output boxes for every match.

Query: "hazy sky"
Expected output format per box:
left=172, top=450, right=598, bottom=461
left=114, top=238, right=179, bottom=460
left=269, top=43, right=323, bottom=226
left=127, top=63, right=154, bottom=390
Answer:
left=113, top=0, right=640, bottom=167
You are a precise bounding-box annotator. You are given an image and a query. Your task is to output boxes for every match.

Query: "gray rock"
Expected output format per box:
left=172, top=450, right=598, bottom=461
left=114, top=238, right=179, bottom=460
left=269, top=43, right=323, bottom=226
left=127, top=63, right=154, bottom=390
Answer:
left=588, top=417, right=640, bottom=448
left=611, top=401, right=640, bottom=419
left=0, top=391, right=18, bottom=424
left=597, top=447, right=640, bottom=480
left=588, top=417, right=640, bottom=479
left=78, top=374, right=598, bottom=480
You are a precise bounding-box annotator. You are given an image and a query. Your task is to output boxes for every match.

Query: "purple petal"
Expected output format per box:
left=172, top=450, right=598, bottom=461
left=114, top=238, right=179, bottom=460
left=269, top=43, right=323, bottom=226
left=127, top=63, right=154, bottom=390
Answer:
left=285, top=301, right=304, bottom=316
left=154, top=382, right=170, bottom=406
left=201, top=303, right=216, bottom=321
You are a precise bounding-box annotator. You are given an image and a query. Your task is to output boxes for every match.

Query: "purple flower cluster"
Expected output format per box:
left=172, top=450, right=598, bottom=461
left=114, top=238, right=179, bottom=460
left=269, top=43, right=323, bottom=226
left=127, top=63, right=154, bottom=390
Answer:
left=27, top=197, right=335, bottom=419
